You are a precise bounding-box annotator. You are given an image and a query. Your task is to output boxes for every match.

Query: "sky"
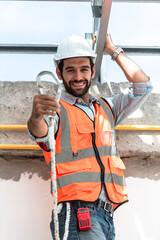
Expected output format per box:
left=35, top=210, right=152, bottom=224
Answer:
left=0, top=1, right=160, bottom=84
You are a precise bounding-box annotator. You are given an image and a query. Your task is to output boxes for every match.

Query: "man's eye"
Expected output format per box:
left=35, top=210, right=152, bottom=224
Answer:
left=81, top=68, right=88, bottom=72
left=67, top=69, right=74, bottom=73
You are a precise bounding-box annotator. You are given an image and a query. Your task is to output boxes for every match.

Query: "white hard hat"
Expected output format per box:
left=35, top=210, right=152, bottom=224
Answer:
left=54, top=35, right=96, bottom=65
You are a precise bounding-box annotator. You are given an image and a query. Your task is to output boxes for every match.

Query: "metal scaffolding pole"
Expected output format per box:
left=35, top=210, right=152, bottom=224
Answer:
left=92, top=0, right=112, bottom=82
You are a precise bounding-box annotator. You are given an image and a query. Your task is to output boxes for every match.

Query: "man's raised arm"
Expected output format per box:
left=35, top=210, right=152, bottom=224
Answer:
left=104, top=33, right=149, bottom=83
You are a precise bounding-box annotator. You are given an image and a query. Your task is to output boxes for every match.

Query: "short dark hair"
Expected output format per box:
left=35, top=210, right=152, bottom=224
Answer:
left=58, top=57, right=94, bottom=77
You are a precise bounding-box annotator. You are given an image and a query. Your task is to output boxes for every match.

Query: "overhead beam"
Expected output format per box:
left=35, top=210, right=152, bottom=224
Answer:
left=0, top=0, right=160, bottom=2
left=0, top=44, right=160, bottom=55
left=0, top=0, right=88, bottom=1
left=0, top=44, right=57, bottom=54
left=120, top=46, right=160, bottom=55
left=113, top=0, right=160, bottom=2
left=1, top=0, right=89, bottom=1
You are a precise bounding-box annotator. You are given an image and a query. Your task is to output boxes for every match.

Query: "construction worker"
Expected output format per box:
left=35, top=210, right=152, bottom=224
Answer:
left=28, top=34, right=152, bottom=240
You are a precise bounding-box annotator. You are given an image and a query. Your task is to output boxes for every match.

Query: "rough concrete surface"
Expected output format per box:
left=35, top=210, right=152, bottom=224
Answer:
left=0, top=81, right=160, bottom=181
left=0, top=81, right=159, bottom=125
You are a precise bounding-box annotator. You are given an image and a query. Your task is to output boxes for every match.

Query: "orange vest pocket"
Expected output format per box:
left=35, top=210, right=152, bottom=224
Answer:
left=75, top=123, right=94, bottom=134
left=99, top=130, right=113, bottom=146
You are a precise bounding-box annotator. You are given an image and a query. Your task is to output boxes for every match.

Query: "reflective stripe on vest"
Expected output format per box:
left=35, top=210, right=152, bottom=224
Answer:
left=53, top=172, right=126, bottom=190
left=47, top=145, right=119, bottom=169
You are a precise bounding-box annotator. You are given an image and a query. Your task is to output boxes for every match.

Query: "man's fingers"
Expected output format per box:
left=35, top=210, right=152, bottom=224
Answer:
left=34, top=95, right=60, bottom=109
left=32, top=94, right=60, bottom=118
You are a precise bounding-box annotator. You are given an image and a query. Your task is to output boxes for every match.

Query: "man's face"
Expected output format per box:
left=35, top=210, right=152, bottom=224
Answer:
left=56, top=57, right=95, bottom=100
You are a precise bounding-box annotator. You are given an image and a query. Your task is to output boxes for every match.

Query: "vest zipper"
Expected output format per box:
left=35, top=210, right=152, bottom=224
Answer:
left=91, top=132, right=104, bottom=180
left=91, top=123, right=111, bottom=203
left=91, top=127, right=106, bottom=199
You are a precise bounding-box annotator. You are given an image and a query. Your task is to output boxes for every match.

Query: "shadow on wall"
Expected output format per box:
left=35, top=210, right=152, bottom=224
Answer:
left=0, top=153, right=50, bottom=181
left=0, top=150, right=160, bottom=182
left=123, top=155, right=160, bottom=181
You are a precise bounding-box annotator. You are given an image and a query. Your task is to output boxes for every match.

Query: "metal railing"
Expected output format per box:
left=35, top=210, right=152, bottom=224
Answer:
left=0, top=125, right=159, bottom=150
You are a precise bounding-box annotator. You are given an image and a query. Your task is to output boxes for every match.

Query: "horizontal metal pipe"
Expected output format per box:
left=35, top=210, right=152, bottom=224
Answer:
left=115, top=125, right=160, bottom=131
left=0, top=125, right=160, bottom=131
left=0, top=144, right=41, bottom=150
left=1, top=45, right=160, bottom=54
left=0, top=125, right=159, bottom=150
left=0, top=125, right=27, bottom=130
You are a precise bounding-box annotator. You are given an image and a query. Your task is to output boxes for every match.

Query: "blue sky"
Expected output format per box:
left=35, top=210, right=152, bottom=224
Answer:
left=0, top=1, right=160, bottom=83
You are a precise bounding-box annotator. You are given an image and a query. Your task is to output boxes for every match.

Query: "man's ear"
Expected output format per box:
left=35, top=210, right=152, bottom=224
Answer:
left=91, top=65, right=96, bottom=79
left=56, top=67, right=63, bottom=80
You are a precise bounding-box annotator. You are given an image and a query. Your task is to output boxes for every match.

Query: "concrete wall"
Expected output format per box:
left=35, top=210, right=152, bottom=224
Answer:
left=0, top=81, right=160, bottom=240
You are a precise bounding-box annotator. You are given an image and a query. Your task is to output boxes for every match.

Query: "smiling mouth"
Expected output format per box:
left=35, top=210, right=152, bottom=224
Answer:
left=71, top=81, right=86, bottom=88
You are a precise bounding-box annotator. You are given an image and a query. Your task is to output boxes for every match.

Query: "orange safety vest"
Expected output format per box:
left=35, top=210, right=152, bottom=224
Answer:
left=42, top=98, right=128, bottom=210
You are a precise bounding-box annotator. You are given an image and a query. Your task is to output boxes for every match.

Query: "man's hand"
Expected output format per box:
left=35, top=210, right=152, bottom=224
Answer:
left=27, top=95, right=60, bottom=138
left=104, top=33, right=117, bottom=56
left=93, top=33, right=117, bottom=56
left=31, top=94, right=60, bottom=121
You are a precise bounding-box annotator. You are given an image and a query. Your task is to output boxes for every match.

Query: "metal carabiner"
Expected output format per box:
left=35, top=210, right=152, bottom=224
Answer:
left=36, top=71, right=62, bottom=102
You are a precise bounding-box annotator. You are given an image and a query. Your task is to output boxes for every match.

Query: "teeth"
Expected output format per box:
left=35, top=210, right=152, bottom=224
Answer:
left=73, top=84, right=83, bottom=86
left=72, top=82, right=84, bottom=86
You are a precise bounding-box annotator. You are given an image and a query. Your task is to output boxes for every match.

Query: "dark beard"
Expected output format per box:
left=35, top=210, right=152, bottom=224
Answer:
left=62, top=79, right=91, bottom=97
